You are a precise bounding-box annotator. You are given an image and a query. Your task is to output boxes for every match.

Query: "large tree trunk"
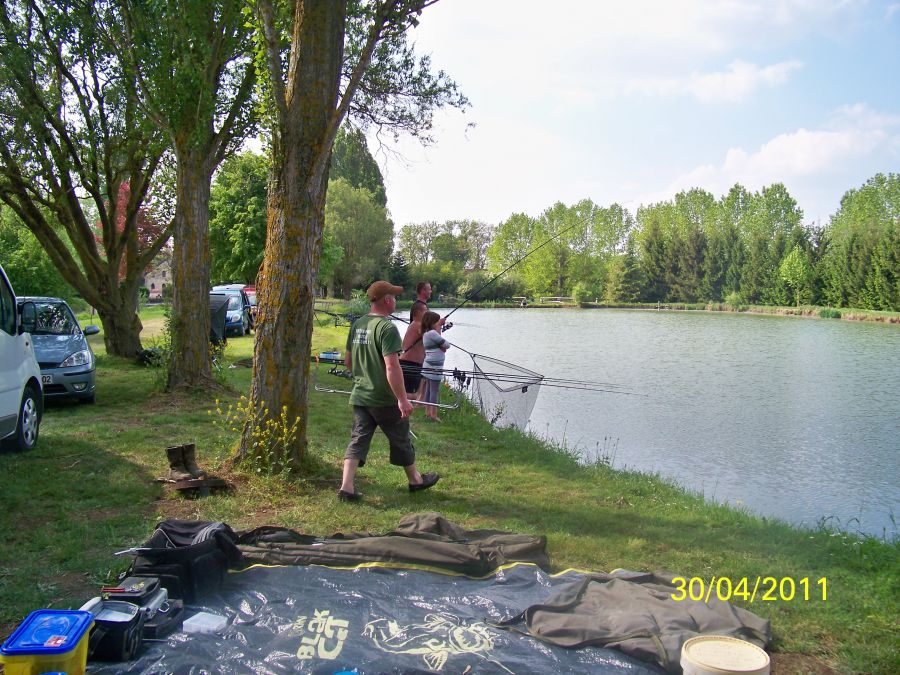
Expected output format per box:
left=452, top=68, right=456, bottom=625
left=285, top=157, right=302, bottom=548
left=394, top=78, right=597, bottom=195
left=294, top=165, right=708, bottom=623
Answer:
left=237, top=0, right=345, bottom=469
left=167, top=151, right=215, bottom=390
left=96, top=297, right=144, bottom=357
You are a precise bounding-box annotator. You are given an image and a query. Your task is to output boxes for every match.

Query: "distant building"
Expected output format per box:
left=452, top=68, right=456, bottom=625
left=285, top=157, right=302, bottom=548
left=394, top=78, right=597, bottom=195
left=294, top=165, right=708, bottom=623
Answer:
left=143, top=250, right=172, bottom=300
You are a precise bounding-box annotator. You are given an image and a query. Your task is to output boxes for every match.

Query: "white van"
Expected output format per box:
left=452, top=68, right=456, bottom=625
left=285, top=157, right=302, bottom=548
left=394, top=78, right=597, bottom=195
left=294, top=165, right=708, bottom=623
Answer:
left=0, top=264, right=43, bottom=451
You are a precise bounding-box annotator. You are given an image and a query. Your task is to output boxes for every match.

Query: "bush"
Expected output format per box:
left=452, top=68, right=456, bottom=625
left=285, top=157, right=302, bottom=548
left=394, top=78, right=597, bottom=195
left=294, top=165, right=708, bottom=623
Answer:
left=724, top=291, right=746, bottom=310
left=819, top=308, right=842, bottom=319
left=571, top=282, right=593, bottom=305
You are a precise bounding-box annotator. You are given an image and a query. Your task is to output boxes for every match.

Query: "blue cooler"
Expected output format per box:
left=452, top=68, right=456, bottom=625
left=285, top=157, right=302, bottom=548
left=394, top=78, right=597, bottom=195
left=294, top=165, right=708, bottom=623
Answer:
left=0, top=609, right=94, bottom=675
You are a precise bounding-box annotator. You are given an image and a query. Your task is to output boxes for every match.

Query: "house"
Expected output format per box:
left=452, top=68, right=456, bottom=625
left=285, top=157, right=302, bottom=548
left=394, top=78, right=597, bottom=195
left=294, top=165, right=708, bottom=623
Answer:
left=143, top=250, right=172, bottom=300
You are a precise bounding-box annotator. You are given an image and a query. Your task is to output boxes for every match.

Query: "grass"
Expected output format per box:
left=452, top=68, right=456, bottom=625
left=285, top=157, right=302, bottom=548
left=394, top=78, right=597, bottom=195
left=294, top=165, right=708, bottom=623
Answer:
left=1, top=306, right=898, bottom=673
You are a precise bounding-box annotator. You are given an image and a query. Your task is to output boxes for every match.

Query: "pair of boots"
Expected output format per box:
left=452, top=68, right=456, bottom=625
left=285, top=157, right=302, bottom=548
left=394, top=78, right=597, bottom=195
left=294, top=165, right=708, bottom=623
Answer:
left=166, top=443, right=206, bottom=481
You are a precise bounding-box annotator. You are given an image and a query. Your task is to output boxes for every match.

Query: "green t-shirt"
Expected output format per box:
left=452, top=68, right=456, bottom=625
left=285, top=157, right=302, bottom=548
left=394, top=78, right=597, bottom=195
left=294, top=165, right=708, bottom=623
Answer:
left=346, top=314, right=402, bottom=407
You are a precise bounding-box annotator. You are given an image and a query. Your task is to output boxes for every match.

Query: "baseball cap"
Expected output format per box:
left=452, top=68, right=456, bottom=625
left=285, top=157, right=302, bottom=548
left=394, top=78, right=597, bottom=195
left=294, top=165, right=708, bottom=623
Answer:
left=367, top=280, right=403, bottom=302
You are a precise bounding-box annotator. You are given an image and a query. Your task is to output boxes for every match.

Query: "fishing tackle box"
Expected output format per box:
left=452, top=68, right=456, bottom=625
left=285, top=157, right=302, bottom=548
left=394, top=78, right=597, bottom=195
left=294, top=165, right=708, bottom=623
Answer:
left=0, top=609, right=94, bottom=675
left=100, top=576, right=161, bottom=604
left=143, top=597, right=184, bottom=639
left=79, top=598, right=145, bottom=662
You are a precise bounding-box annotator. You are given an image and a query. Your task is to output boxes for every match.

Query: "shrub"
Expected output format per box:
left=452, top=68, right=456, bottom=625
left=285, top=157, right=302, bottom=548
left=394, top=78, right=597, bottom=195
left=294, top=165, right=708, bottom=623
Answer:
left=819, top=308, right=842, bottom=319
left=724, top=292, right=746, bottom=310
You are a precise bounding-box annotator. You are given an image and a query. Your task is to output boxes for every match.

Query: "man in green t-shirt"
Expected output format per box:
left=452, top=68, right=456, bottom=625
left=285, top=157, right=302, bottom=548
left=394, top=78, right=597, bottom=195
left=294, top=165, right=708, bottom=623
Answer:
left=338, top=280, right=441, bottom=502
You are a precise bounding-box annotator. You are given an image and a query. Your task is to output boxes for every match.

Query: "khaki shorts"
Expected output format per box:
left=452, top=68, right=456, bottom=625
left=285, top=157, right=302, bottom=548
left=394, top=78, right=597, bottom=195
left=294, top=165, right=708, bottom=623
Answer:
left=345, top=405, right=415, bottom=467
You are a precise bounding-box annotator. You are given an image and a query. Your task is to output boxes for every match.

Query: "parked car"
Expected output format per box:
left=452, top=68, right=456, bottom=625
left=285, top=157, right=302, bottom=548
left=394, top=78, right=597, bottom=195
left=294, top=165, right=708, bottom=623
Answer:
left=243, top=285, right=258, bottom=320
left=17, top=297, right=100, bottom=404
left=0, top=264, right=43, bottom=451
left=211, top=284, right=253, bottom=335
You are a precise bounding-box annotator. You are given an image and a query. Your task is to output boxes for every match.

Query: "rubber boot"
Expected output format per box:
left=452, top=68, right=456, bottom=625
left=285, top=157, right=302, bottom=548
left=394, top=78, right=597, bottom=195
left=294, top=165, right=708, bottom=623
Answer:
left=166, top=446, right=192, bottom=481
left=181, top=443, right=207, bottom=479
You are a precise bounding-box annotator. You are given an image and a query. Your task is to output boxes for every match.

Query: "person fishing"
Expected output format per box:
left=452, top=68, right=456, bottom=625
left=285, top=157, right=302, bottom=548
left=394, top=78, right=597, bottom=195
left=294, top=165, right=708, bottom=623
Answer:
left=399, top=301, right=426, bottom=400
left=412, top=281, right=450, bottom=330
left=338, top=280, right=441, bottom=502
left=421, top=311, right=450, bottom=422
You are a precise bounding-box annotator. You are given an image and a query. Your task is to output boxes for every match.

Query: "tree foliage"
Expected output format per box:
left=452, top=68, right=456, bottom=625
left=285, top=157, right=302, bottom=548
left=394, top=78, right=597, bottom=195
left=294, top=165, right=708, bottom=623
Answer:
left=820, top=173, right=900, bottom=310
left=0, top=0, right=172, bottom=356
left=209, top=152, right=269, bottom=284
left=325, top=177, right=392, bottom=297
left=330, top=125, right=387, bottom=206
left=0, top=206, right=73, bottom=300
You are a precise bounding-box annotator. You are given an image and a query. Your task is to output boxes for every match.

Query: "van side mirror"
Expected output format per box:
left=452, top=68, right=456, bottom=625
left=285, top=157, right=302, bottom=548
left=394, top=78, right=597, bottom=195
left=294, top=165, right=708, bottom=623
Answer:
left=19, top=301, right=36, bottom=335
left=83, top=325, right=100, bottom=336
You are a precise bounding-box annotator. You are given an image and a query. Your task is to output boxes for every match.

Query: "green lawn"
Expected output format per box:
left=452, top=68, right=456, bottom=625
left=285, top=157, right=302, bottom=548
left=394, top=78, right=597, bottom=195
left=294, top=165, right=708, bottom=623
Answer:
left=1, top=306, right=897, bottom=673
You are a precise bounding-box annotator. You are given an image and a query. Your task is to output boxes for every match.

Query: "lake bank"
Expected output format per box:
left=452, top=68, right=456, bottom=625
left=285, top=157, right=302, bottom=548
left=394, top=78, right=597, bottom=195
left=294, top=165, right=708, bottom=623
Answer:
left=430, top=299, right=900, bottom=324
left=1, top=313, right=896, bottom=673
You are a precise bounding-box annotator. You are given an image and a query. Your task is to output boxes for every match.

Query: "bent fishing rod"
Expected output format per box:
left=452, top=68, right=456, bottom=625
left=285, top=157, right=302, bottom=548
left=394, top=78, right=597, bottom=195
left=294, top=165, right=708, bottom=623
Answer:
left=442, top=215, right=590, bottom=321
left=392, top=214, right=591, bottom=338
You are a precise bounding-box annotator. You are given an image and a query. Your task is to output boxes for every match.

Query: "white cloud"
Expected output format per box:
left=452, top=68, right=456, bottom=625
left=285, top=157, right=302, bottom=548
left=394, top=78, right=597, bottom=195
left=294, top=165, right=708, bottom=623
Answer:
left=636, top=104, right=900, bottom=219
left=627, top=60, right=804, bottom=103
left=887, top=3, right=900, bottom=20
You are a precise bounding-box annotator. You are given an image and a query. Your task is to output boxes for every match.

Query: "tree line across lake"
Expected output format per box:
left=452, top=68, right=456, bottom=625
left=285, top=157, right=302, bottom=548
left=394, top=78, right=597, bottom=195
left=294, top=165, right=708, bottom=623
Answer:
left=205, top=156, right=899, bottom=313
left=392, top=176, right=898, bottom=312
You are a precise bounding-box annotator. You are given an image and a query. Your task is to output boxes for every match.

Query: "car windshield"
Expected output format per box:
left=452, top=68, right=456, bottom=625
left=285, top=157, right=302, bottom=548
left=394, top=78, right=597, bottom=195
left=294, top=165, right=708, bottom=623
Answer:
left=227, top=296, right=242, bottom=310
left=31, top=302, right=77, bottom=335
left=246, top=291, right=257, bottom=306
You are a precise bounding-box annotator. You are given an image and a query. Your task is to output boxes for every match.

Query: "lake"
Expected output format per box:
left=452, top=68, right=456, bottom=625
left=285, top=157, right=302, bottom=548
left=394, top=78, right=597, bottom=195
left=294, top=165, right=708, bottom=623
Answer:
left=402, top=308, right=900, bottom=538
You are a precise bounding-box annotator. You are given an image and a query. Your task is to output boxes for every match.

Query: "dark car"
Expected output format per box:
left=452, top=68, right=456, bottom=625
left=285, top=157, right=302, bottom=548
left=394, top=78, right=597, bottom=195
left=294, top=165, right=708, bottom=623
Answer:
left=211, top=284, right=253, bottom=335
left=16, top=297, right=100, bottom=403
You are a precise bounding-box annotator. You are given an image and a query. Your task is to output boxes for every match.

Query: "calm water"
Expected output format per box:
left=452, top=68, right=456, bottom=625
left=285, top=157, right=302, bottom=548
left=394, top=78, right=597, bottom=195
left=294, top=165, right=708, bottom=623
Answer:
left=404, top=308, right=900, bottom=538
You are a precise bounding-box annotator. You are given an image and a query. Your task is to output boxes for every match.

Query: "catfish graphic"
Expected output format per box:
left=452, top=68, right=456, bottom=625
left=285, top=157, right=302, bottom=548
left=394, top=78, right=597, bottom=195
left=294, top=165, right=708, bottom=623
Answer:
left=363, top=612, right=512, bottom=673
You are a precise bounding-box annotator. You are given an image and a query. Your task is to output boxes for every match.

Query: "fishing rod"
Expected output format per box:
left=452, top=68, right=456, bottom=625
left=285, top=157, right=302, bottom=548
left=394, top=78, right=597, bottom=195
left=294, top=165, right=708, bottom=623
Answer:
left=442, top=215, right=590, bottom=321
left=413, top=364, right=639, bottom=395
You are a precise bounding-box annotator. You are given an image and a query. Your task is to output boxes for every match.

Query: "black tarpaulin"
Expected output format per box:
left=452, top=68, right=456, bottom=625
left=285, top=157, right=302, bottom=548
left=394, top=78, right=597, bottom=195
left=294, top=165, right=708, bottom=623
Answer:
left=90, top=562, right=663, bottom=674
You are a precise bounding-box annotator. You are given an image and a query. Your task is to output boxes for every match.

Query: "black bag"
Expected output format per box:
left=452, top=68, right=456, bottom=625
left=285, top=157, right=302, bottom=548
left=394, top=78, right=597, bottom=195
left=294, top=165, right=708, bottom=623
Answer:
left=127, top=520, right=241, bottom=602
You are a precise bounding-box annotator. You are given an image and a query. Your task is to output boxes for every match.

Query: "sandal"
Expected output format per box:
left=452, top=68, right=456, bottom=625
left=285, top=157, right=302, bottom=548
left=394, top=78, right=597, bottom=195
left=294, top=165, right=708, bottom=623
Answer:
left=409, top=472, right=440, bottom=493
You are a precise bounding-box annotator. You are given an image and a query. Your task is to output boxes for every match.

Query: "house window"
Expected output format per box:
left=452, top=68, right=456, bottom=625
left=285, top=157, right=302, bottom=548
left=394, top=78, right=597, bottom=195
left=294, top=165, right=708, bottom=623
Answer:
left=161, top=271, right=166, bottom=278
left=151, top=283, right=156, bottom=290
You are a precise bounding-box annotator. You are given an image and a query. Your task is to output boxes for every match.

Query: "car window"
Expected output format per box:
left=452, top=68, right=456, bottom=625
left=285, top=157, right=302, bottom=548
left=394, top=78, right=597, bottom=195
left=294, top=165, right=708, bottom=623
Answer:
left=32, top=302, right=77, bottom=335
left=227, top=296, right=242, bottom=310
left=0, top=275, right=14, bottom=336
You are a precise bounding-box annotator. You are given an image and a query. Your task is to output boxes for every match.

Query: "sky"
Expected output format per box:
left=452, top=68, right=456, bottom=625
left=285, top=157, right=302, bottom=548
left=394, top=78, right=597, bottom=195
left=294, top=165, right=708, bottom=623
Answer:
left=373, top=0, right=900, bottom=230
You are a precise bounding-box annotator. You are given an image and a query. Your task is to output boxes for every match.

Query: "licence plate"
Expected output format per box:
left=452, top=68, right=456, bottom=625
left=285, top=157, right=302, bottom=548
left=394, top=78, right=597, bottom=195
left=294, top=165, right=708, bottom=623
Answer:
left=41, top=374, right=53, bottom=385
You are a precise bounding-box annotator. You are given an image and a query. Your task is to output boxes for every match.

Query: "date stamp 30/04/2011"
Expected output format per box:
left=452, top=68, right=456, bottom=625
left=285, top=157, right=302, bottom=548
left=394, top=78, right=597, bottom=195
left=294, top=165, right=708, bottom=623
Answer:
left=670, top=576, right=827, bottom=603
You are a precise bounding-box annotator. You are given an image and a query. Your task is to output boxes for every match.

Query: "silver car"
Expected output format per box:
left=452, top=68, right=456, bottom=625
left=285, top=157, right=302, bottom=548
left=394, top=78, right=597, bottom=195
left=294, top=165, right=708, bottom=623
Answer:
left=17, top=297, right=100, bottom=404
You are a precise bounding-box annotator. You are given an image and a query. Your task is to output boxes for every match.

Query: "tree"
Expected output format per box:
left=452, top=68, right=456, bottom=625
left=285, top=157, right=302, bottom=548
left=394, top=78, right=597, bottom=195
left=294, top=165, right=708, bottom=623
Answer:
left=486, top=213, right=538, bottom=273
left=635, top=204, right=670, bottom=302
left=453, top=219, right=493, bottom=270
left=239, top=0, right=466, bottom=470
left=821, top=173, right=900, bottom=309
left=0, top=0, right=172, bottom=356
left=603, top=241, right=645, bottom=304
left=779, top=245, right=813, bottom=306
left=325, top=178, right=393, bottom=298
left=330, top=125, right=387, bottom=206
left=209, top=152, right=269, bottom=284
left=397, top=221, right=438, bottom=266
left=0, top=206, right=73, bottom=300
left=108, top=0, right=258, bottom=389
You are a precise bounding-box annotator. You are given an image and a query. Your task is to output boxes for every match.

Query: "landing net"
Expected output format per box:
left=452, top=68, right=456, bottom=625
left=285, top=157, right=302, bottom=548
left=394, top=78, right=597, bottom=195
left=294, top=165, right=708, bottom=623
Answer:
left=460, top=354, right=543, bottom=430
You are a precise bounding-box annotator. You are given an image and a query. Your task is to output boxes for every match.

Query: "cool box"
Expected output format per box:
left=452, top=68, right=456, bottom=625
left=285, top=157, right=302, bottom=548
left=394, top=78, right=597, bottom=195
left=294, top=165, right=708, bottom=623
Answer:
left=0, top=609, right=93, bottom=675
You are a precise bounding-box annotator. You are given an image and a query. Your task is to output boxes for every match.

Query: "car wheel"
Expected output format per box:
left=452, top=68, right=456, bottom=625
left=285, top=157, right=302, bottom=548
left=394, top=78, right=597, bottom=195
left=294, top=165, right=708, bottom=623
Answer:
left=237, top=320, right=245, bottom=337
left=12, top=384, right=41, bottom=451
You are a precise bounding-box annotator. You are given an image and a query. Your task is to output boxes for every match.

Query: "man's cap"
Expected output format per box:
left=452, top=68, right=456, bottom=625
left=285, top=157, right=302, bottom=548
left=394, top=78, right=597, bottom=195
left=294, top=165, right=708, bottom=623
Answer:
left=367, top=280, right=403, bottom=302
